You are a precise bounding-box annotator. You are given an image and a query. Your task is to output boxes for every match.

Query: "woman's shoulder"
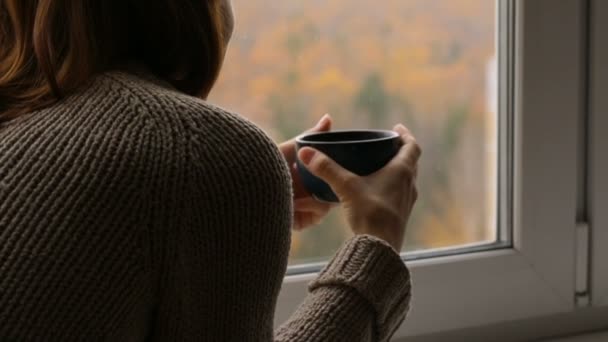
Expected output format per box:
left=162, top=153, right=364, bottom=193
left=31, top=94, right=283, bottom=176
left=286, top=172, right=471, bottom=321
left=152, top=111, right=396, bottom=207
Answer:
left=99, top=71, right=274, bottom=149
left=98, top=70, right=290, bottom=186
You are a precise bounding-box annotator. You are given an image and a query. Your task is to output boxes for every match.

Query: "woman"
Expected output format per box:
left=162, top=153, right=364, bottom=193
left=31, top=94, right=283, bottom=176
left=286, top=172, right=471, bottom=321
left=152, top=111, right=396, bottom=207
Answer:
left=0, top=0, right=420, bottom=341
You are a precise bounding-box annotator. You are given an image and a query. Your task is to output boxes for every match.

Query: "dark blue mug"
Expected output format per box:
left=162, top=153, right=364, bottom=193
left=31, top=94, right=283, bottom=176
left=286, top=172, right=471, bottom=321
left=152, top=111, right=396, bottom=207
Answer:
left=295, top=129, right=401, bottom=203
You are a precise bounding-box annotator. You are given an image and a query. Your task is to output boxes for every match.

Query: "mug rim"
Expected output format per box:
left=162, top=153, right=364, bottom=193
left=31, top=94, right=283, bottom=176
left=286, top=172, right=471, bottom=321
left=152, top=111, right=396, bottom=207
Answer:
left=296, top=129, right=399, bottom=145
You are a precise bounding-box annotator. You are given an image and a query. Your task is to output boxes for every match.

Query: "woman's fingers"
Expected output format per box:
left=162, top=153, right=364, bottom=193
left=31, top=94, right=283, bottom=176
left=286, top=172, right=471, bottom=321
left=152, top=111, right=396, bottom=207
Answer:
left=294, top=197, right=335, bottom=214
left=310, top=114, right=332, bottom=133
left=298, top=147, right=360, bottom=200
left=279, top=114, right=332, bottom=163
left=293, top=197, right=335, bottom=230
left=383, top=124, right=421, bottom=179
left=393, top=124, right=422, bottom=164
left=293, top=212, right=321, bottom=231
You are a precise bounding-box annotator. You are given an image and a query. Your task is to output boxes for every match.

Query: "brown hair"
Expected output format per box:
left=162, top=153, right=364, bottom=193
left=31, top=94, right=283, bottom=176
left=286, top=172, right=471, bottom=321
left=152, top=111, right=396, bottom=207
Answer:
left=0, top=0, right=228, bottom=121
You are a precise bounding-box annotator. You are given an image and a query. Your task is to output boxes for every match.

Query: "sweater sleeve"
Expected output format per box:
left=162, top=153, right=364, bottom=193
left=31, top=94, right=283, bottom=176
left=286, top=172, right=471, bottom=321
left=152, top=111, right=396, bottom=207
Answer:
left=275, top=235, right=412, bottom=342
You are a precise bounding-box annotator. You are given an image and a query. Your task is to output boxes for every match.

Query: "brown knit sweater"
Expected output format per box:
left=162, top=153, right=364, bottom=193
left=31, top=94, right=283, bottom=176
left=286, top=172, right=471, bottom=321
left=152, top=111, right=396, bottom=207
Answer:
left=0, top=71, right=411, bottom=341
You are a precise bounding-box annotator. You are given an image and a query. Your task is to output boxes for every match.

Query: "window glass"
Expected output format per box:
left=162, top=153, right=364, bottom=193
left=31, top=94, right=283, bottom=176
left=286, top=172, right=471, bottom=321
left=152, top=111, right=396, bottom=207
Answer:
left=210, top=0, right=498, bottom=265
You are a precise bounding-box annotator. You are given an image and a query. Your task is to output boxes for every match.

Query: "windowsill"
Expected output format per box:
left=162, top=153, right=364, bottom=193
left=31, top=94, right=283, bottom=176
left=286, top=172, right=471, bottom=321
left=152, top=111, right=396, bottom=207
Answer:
left=393, top=306, right=608, bottom=342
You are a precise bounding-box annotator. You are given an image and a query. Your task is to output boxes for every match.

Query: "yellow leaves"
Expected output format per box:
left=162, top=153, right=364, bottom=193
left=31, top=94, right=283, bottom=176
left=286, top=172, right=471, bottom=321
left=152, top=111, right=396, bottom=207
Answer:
left=381, top=43, right=489, bottom=117
left=305, top=67, right=356, bottom=97
left=349, top=36, right=386, bottom=67
left=249, top=76, right=280, bottom=99
left=209, top=0, right=498, bottom=257
left=290, top=233, right=302, bottom=256
left=417, top=204, right=472, bottom=249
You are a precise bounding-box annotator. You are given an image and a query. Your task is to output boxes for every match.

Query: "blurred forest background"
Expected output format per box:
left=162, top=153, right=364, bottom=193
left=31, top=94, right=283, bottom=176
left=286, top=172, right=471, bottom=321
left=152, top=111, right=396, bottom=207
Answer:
left=210, top=0, right=498, bottom=265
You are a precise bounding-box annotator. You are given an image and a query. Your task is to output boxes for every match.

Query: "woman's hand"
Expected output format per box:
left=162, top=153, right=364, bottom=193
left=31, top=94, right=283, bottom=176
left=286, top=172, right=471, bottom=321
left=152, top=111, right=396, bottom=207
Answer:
left=297, top=124, right=421, bottom=252
left=278, top=114, right=337, bottom=231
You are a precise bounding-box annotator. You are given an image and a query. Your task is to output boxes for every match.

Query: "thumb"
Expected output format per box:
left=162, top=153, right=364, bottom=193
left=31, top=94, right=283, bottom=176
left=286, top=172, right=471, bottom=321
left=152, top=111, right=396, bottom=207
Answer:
left=298, top=147, right=359, bottom=197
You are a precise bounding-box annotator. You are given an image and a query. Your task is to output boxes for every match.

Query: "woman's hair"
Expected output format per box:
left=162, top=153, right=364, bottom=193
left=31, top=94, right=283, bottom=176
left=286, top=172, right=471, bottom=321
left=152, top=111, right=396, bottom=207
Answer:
left=0, top=0, right=229, bottom=121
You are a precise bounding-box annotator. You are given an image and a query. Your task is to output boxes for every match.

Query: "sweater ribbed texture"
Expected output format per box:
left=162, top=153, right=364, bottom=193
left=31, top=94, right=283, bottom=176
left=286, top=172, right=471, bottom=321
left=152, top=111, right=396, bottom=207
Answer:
left=0, top=71, right=411, bottom=341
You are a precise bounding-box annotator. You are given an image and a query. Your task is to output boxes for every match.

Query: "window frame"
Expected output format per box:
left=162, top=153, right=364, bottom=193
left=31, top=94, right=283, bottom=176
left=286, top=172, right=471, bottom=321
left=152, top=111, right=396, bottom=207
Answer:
left=275, top=0, right=587, bottom=338
left=590, top=0, right=608, bottom=308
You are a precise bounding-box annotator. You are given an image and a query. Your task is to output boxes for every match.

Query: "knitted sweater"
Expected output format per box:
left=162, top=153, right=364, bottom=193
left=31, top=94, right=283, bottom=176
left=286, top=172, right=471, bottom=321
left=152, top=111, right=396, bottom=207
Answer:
left=0, top=71, right=411, bottom=341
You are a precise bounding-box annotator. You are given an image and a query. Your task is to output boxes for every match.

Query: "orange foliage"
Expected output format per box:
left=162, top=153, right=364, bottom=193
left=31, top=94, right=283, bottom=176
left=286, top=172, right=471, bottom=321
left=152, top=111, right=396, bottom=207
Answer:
left=211, top=0, right=498, bottom=262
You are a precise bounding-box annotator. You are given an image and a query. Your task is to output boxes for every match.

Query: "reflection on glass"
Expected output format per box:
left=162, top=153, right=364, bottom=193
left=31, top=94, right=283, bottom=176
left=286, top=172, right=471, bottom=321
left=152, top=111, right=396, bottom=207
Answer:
left=210, top=0, right=498, bottom=265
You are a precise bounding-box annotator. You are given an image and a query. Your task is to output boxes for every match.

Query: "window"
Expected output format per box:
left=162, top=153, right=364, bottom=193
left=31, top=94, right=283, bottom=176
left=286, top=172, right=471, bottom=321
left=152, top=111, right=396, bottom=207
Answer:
left=212, top=0, right=595, bottom=339
left=211, top=0, right=501, bottom=266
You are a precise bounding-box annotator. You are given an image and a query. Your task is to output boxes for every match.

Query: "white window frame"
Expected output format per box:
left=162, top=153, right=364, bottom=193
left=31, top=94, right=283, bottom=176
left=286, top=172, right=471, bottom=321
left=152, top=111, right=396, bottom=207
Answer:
left=590, top=0, right=608, bottom=308
left=275, top=0, right=586, bottom=339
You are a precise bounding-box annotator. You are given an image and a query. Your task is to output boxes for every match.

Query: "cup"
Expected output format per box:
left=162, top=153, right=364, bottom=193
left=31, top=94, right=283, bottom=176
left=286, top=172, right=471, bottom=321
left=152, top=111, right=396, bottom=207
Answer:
left=295, top=129, right=401, bottom=203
